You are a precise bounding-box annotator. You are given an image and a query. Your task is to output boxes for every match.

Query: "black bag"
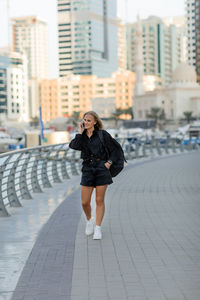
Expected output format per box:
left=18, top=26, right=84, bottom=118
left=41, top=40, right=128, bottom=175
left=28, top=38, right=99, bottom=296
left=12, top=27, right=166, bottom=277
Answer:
left=97, top=130, right=127, bottom=177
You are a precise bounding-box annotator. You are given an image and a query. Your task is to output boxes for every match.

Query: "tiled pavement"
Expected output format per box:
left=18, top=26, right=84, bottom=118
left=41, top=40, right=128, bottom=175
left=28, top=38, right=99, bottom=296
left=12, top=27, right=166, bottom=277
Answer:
left=10, top=152, right=200, bottom=300
left=0, top=176, right=80, bottom=300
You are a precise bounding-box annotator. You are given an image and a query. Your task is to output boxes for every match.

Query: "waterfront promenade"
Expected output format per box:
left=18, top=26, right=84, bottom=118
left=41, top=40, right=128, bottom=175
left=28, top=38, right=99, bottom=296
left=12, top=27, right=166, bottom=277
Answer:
left=3, top=151, right=200, bottom=300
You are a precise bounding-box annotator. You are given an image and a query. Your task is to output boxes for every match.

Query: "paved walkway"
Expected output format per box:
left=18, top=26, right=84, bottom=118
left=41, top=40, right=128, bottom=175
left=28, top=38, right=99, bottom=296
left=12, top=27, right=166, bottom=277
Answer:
left=11, top=152, right=200, bottom=300
left=0, top=176, right=80, bottom=300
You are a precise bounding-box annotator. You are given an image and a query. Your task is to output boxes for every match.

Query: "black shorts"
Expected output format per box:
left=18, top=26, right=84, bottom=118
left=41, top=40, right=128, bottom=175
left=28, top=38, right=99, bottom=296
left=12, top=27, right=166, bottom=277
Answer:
left=80, top=160, right=113, bottom=187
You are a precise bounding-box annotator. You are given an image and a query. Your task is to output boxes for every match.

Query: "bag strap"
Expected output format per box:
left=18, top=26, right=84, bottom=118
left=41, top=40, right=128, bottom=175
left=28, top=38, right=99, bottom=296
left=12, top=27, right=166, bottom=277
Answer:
left=97, top=130, right=109, bottom=160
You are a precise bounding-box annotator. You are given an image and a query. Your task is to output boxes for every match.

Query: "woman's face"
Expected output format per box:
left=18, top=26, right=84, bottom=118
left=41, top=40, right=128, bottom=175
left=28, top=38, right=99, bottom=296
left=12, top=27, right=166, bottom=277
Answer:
left=83, top=114, right=96, bottom=130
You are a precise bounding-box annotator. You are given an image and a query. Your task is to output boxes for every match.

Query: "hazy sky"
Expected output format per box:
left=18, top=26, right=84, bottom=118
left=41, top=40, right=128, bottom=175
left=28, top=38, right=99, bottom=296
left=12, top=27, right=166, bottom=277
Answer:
left=0, top=0, right=185, bottom=78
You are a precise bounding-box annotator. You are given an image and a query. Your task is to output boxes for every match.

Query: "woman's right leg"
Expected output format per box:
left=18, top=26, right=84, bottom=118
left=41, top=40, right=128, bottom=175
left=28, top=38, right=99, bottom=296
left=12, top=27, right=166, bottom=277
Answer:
left=81, top=185, right=94, bottom=220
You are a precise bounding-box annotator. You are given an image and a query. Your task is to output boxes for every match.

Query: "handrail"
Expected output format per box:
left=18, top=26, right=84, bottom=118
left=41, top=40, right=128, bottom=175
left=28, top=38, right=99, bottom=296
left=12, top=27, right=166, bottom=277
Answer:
left=0, top=143, right=81, bottom=217
left=0, top=137, right=199, bottom=217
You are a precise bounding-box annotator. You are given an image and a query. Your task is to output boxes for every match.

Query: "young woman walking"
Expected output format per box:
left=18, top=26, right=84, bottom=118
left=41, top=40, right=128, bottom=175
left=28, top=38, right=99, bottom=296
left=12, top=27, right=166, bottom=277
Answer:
left=69, top=111, right=116, bottom=240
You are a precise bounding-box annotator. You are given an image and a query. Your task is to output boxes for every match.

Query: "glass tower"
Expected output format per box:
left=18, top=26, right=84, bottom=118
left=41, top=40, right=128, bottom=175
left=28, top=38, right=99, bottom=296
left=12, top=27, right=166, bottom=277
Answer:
left=57, top=0, right=118, bottom=77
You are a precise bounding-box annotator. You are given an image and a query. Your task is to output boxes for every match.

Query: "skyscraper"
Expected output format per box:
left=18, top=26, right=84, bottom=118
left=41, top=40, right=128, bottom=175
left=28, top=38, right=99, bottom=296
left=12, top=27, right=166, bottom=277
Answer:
left=57, top=0, right=118, bottom=77
left=117, top=19, right=127, bottom=71
left=127, top=16, right=187, bottom=86
left=195, top=0, right=200, bottom=83
left=12, top=16, right=49, bottom=117
left=186, top=0, right=196, bottom=67
left=186, top=0, right=200, bottom=83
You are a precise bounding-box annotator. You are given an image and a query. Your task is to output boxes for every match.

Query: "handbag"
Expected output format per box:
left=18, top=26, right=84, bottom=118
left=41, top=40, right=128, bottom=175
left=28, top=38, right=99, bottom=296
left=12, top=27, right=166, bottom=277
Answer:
left=97, top=130, right=127, bottom=177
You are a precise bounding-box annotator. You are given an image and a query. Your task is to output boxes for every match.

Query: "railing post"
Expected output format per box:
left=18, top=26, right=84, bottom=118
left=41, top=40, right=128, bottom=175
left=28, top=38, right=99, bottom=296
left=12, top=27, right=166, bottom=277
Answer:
left=127, top=143, right=132, bottom=160
left=165, top=138, right=169, bottom=154
left=41, top=148, right=52, bottom=188
left=149, top=142, right=153, bottom=156
left=142, top=143, right=146, bottom=157
left=155, top=140, right=162, bottom=155
left=30, top=150, right=43, bottom=193
left=7, top=154, right=22, bottom=207
left=61, top=147, right=70, bottom=179
left=179, top=139, right=183, bottom=152
left=171, top=138, right=176, bottom=153
left=135, top=143, right=139, bottom=158
left=51, top=145, right=62, bottom=183
left=70, top=150, right=79, bottom=176
left=19, top=152, right=33, bottom=200
left=0, top=157, right=11, bottom=217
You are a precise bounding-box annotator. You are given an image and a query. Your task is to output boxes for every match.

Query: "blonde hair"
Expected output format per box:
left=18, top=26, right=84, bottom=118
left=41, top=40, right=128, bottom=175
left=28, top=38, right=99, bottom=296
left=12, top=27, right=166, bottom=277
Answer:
left=83, top=111, right=103, bottom=130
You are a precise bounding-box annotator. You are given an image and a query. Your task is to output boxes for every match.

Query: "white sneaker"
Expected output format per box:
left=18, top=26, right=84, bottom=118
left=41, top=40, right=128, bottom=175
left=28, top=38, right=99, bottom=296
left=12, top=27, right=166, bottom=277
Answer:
left=93, top=226, right=102, bottom=240
left=85, top=217, right=95, bottom=236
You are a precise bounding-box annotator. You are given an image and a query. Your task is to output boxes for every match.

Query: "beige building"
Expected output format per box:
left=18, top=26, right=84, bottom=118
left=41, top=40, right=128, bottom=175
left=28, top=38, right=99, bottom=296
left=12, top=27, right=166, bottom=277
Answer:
left=39, top=79, right=60, bottom=122
left=40, top=71, right=136, bottom=122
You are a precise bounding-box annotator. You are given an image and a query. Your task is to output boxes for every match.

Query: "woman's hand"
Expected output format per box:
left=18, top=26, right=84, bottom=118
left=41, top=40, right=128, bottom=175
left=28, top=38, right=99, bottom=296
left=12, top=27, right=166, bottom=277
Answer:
left=104, top=162, right=111, bottom=169
left=79, top=121, right=85, bottom=134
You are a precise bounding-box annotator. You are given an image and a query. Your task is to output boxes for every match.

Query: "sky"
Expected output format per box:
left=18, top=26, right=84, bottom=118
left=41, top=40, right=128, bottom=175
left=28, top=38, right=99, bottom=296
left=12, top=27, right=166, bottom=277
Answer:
left=0, top=0, right=185, bottom=78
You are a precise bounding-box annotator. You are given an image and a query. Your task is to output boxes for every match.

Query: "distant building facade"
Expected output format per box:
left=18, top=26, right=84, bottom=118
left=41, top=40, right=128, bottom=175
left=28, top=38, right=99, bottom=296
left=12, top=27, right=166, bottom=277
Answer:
left=40, top=71, right=136, bottom=121
left=12, top=16, right=49, bottom=118
left=117, top=19, right=127, bottom=71
left=186, top=0, right=200, bottom=83
left=0, top=49, right=29, bottom=122
left=57, top=0, right=118, bottom=77
left=40, top=69, right=162, bottom=122
left=134, top=62, right=200, bottom=121
left=195, top=0, right=200, bottom=83
left=186, top=0, right=196, bottom=67
left=127, top=16, right=187, bottom=87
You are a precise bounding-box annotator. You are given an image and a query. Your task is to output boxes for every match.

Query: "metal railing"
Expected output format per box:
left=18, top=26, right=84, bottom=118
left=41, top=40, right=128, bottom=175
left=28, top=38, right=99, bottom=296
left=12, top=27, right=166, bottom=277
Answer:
left=121, top=137, right=199, bottom=160
left=0, top=137, right=199, bottom=217
left=0, top=143, right=81, bottom=217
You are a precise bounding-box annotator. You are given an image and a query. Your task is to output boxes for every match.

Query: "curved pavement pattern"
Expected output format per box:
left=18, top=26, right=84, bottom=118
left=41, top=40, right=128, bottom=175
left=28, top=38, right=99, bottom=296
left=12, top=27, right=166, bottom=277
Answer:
left=12, top=152, right=200, bottom=300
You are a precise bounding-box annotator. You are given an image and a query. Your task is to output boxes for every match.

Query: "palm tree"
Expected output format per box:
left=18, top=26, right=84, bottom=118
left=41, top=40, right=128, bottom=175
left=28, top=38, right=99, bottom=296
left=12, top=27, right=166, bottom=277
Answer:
left=147, top=107, right=166, bottom=129
left=111, top=108, right=123, bottom=127
left=122, top=107, right=134, bottom=119
left=183, top=111, right=193, bottom=123
left=71, top=111, right=81, bottom=128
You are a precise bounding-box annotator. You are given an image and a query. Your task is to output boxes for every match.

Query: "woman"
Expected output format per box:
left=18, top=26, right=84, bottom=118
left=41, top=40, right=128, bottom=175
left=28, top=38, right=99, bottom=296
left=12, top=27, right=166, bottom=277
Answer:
left=69, top=111, right=116, bottom=240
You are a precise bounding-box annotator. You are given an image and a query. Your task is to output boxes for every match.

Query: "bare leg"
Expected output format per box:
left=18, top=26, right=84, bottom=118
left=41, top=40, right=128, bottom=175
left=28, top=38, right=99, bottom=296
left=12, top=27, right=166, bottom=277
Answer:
left=81, top=186, right=94, bottom=220
left=95, top=185, right=108, bottom=226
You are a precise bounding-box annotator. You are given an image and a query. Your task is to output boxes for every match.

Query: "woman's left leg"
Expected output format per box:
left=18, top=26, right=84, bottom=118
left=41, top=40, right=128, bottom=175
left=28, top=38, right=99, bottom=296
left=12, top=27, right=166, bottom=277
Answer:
left=95, top=185, right=108, bottom=226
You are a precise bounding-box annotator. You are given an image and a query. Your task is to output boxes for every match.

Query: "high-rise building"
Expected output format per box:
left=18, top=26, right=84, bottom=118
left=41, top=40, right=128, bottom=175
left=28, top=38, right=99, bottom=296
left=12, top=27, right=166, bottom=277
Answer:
left=186, top=0, right=196, bottom=67
left=195, top=0, right=200, bottom=83
left=57, top=0, right=118, bottom=77
left=0, top=48, right=29, bottom=122
left=186, top=0, right=200, bottom=83
left=127, top=16, right=187, bottom=86
left=117, top=19, right=127, bottom=71
left=12, top=16, right=49, bottom=117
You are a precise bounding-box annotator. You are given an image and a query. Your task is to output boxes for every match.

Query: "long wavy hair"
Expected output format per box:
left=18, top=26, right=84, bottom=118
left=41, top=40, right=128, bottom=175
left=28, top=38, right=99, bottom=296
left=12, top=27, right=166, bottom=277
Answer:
left=83, top=111, right=103, bottom=130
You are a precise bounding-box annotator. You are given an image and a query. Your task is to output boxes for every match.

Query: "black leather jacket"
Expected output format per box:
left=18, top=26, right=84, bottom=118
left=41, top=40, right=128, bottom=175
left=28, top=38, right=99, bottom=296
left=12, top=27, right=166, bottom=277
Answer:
left=69, top=129, right=116, bottom=162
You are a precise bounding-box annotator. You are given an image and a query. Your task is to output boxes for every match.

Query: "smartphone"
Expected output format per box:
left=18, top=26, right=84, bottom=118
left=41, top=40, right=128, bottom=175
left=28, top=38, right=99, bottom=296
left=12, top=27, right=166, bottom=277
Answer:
left=81, top=123, right=85, bottom=128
